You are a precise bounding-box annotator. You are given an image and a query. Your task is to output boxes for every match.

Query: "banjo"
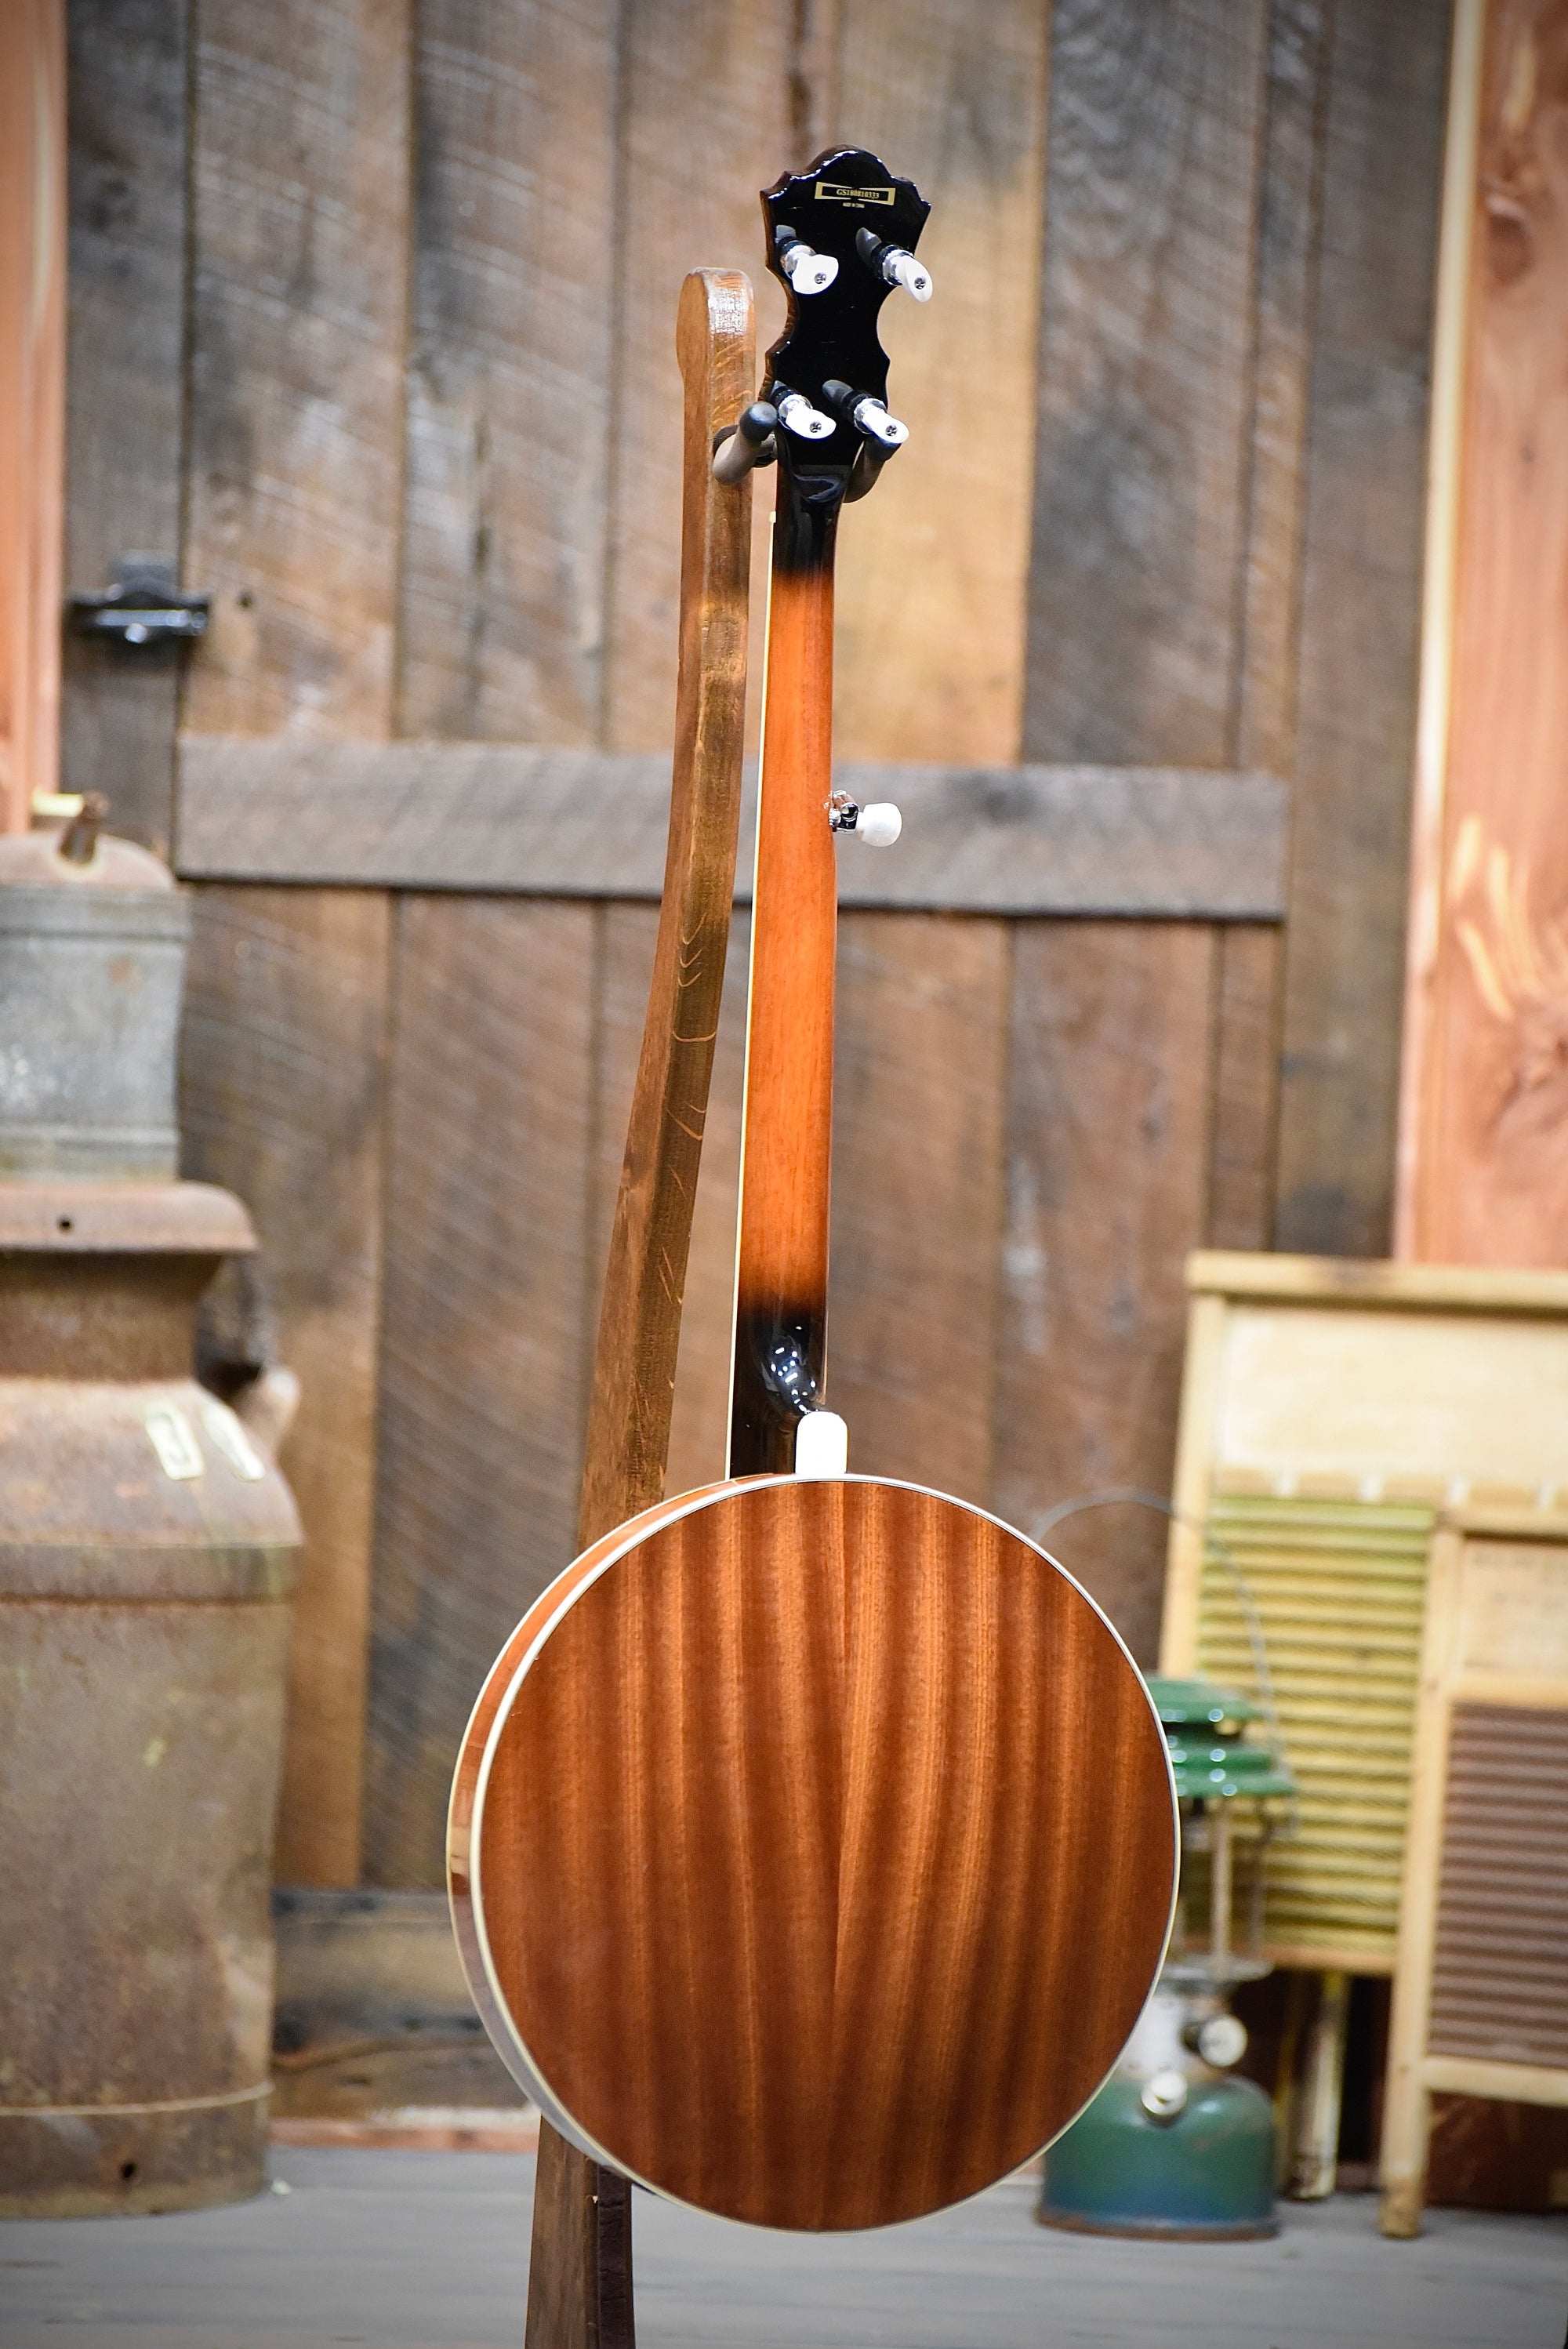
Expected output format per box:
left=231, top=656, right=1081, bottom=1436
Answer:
left=449, top=147, right=1177, bottom=2235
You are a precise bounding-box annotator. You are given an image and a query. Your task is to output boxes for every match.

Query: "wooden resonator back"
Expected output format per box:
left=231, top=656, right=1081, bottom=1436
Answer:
left=459, top=1475, right=1175, bottom=2231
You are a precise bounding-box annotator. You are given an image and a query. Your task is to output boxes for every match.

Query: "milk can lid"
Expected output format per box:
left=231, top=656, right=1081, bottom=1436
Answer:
left=0, top=796, right=176, bottom=890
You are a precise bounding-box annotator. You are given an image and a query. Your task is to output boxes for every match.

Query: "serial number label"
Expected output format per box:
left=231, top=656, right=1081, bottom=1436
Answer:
left=815, top=183, right=895, bottom=205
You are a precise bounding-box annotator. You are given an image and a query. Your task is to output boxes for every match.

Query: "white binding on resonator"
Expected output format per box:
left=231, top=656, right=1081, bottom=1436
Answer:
left=794, top=1410, right=848, bottom=1479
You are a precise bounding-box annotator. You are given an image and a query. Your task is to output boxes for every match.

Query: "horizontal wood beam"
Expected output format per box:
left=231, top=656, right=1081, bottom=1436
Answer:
left=174, top=737, right=1287, bottom=920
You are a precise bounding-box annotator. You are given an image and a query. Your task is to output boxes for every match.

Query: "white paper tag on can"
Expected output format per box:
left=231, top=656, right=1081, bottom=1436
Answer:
left=199, top=1399, right=267, bottom=1482
left=144, top=1403, right=205, bottom=1481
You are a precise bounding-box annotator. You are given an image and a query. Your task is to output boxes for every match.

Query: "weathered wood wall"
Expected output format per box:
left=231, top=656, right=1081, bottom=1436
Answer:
left=61, top=0, right=1451, bottom=1889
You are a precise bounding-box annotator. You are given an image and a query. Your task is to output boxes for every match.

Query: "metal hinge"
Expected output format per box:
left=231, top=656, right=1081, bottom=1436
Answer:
left=66, top=554, right=210, bottom=652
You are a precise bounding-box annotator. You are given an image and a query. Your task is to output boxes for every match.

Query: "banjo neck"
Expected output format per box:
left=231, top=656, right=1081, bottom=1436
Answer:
left=728, top=479, right=840, bottom=1474
left=726, top=149, right=929, bottom=1476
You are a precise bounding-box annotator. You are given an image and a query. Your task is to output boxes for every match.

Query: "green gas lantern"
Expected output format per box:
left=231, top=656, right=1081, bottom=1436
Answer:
left=1038, top=1677, right=1295, bottom=2240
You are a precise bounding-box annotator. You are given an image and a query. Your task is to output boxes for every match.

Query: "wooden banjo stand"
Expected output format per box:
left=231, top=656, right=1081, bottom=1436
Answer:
left=450, top=148, right=1178, bottom=2340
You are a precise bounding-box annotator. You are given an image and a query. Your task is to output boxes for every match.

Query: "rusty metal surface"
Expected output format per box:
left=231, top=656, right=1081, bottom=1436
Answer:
left=0, top=1592, right=292, bottom=2209
left=0, top=1258, right=218, bottom=1378
left=0, top=1178, right=254, bottom=1252
left=1429, top=1703, right=1568, bottom=2069
left=0, top=1377, right=299, bottom=1595
left=0, top=1184, right=260, bottom=1382
left=0, top=1201, right=300, bottom=2216
left=0, top=2100, right=270, bottom=2220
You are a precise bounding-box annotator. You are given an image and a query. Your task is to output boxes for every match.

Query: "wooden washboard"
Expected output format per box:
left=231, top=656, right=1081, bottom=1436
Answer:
left=1380, top=1507, right=1568, bottom=2235
left=1159, top=1252, right=1568, bottom=1974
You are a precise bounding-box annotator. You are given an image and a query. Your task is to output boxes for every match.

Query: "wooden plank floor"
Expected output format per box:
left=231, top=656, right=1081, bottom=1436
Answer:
left=2, top=2154, right=1563, bottom=2347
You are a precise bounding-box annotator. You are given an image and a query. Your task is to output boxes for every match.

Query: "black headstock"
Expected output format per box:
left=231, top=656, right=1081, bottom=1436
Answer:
left=713, top=149, right=930, bottom=528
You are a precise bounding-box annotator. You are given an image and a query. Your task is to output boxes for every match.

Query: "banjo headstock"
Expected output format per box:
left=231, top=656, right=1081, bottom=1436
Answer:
left=713, top=147, right=931, bottom=514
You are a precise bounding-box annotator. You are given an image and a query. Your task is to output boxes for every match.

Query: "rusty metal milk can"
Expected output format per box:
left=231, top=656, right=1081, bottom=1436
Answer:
left=0, top=806, right=300, bottom=2216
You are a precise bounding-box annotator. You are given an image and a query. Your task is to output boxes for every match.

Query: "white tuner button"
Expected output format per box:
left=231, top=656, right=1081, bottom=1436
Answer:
left=775, top=390, right=835, bottom=441
left=780, top=241, right=839, bottom=296
left=851, top=397, right=909, bottom=450
left=856, top=802, right=902, bottom=848
left=885, top=249, right=933, bottom=302
left=794, top=1410, right=848, bottom=1479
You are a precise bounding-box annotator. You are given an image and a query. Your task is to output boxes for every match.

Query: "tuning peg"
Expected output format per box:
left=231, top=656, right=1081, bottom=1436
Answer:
left=855, top=226, right=933, bottom=302
left=778, top=239, right=839, bottom=296
left=857, top=803, right=902, bottom=846
left=822, top=379, right=909, bottom=452
left=826, top=792, right=902, bottom=846
left=775, top=389, right=835, bottom=441
left=849, top=398, right=908, bottom=451
left=712, top=401, right=779, bottom=484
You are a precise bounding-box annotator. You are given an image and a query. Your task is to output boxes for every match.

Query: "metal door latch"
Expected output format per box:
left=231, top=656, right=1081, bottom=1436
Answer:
left=66, top=556, right=210, bottom=652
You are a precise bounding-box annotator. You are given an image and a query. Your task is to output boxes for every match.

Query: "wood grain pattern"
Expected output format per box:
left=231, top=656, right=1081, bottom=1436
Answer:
left=579, top=270, right=756, bottom=1540
left=61, top=0, right=190, bottom=854
left=1208, top=924, right=1283, bottom=1252
left=529, top=274, right=755, bottom=2349
left=601, top=0, right=792, bottom=755
left=397, top=0, right=618, bottom=743
left=829, top=0, right=1051, bottom=764
left=183, top=0, right=410, bottom=738
left=366, top=897, right=596, bottom=1889
left=1272, top=0, right=1449, bottom=1254
left=172, top=738, right=1290, bottom=915
left=829, top=913, right=1009, bottom=1497
left=0, top=0, right=66, bottom=830
left=586, top=903, right=661, bottom=1372
left=1395, top=0, right=1483, bottom=1263
left=993, top=922, right=1218, bottom=1665
left=179, top=0, right=412, bottom=1881
left=466, top=1476, right=1175, bottom=2230
left=1403, top=2, right=1568, bottom=1265
left=1025, top=0, right=1268, bottom=765
left=1232, top=0, right=1334, bottom=779
left=448, top=1486, right=708, bottom=2340
left=665, top=910, right=750, bottom=1498
left=180, top=887, right=390, bottom=1886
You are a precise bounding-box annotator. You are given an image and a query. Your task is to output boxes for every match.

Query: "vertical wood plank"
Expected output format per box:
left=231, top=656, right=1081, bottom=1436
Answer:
left=829, top=0, right=1052, bottom=764
left=0, top=0, right=66, bottom=829
left=1395, top=0, right=1482, bottom=1258
left=1233, top=0, right=1334, bottom=779
left=183, top=1, right=410, bottom=736
left=1208, top=923, right=1283, bottom=1250
left=828, top=914, right=1010, bottom=1499
left=1024, top=0, right=1269, bottom=766
left=600, top=2, right=793, bottom=753
left=180, top=888, right=391, bottom=1887
left=365, top=898, right=596, bottom=1889
left=994, top=923, right=1217, bottom=1666
left=397, top=0, right=619, bottom=743
left=1406, top=2, right=1568, bottom=1265
left=62, top=0, right=191, bottom=854
left=181, top=0, right=412, bottom=1880
left=1272, top=0, right=1450, bottom=1255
